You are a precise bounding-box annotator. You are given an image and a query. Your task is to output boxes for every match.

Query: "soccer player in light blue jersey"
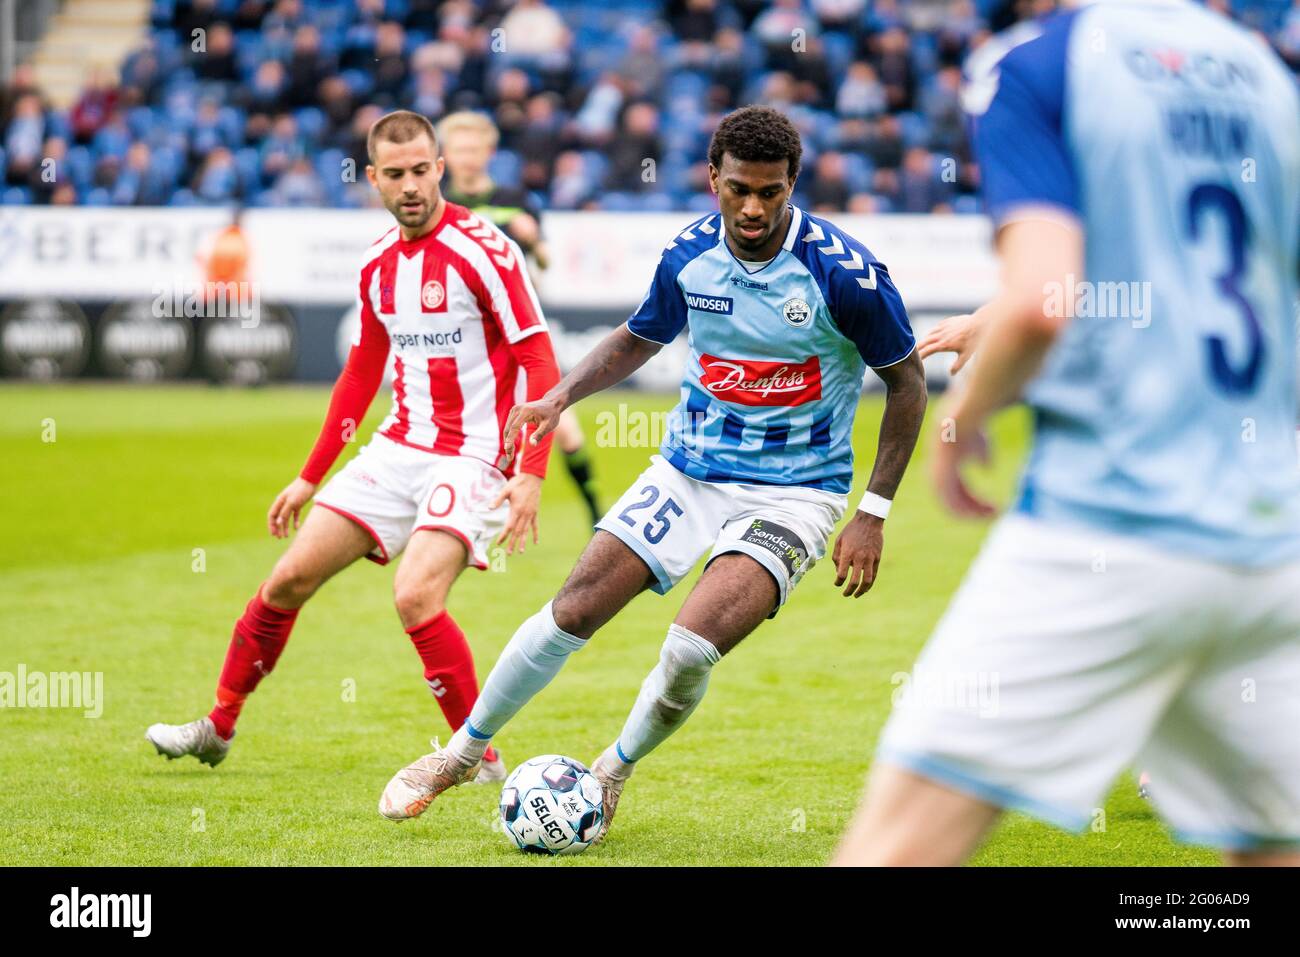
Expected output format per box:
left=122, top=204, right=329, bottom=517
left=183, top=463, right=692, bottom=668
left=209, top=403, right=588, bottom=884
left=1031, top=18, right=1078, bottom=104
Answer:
left=377, top=106, right=929, bottom=839
left=836, top=0, right=1300, bottom=866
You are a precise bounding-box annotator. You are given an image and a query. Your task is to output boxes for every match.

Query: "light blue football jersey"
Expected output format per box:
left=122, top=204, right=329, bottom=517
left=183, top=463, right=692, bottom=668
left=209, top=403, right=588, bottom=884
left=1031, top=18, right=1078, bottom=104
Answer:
left=965, top=0, right=1300, bottom=566
left=626, top=205, right=915, bottom=494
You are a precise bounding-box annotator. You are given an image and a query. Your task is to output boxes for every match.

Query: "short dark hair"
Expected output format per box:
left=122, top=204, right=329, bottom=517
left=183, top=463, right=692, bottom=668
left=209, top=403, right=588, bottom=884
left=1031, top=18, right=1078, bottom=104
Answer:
left=707, top=105, right=802, bottom=182
left=367, top=110, right=438, bottom=164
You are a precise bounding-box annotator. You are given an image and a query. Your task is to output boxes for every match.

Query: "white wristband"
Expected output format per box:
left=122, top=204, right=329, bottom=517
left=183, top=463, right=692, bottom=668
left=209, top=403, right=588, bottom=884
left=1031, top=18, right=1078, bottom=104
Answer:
left=857, top=491, right=892, bottom=520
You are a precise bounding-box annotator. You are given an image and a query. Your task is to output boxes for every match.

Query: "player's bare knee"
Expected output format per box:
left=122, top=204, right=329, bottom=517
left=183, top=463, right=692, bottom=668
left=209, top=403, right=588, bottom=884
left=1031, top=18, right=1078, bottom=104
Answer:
left=264, top=558, right=323, bottom=607
left=393, top=581, right=443, bottom=629
left=551, top=588, right=600, bottom=640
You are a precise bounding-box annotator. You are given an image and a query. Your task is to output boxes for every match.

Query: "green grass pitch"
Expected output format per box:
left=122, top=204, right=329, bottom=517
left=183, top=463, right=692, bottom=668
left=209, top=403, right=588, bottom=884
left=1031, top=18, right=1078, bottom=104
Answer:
left=0, top=382, right=1216, bottom=866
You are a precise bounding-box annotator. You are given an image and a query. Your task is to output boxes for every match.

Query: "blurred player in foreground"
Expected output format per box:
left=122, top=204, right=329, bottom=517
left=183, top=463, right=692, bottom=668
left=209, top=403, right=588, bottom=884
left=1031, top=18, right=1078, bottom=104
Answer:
left=837, top=0, right=1300, bottom=866
left=438, top=110, right=603, bottom=526
left=147, top=111, right=561, bottom=779
left=378, top=105, right=928, bottom=835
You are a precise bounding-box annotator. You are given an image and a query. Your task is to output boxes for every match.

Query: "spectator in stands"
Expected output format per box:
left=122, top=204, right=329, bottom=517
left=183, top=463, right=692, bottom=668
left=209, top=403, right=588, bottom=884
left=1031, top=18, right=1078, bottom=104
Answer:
left=269, top=157, right=325, bottom=206
left=174, top=0, right=220, bottom=47
left=920, top=65, right=966, bottom=156
left=112, top=141, right=167, bottom=206
left=808, top=151, right=852, bottom=212
left=754, top=0, right=819, bottom=68
left=710, top=27, right=747, bottom=108
left=29, top=136, right=65, bottom=204
left=4, top=94, right=44, bottom=188
left=259, top=114, right=304, bottom=184
left=286, top=25, right=331, bottom=109
left=572, top=72, right=625, bottom=146
left=898, top=146, right=955, bottom=213
left=866, top=26, right=917, bottom=111
left=195, top=147, right=239, bottom=203
left=194, top=22, right=238, bottom=83
left=605, top=101, right=662, bottom=194
left=549, top=150, right=593, bottom=210
left=516, top=93, right=565, bottom=190
left=837, top=62, right=887, bottom=119
left=69, top=67, right=118, bottom=145
left=812, top=0, right=867, bottom=33
left=619, top=25, right=665, bottom=99
left=862, top=113, right=905, bottom=171
left=371, top=21, right=410, bottom=105
left=241, top=60, right=290, bottom=121
left=9, top=0, right=1295, bottom=213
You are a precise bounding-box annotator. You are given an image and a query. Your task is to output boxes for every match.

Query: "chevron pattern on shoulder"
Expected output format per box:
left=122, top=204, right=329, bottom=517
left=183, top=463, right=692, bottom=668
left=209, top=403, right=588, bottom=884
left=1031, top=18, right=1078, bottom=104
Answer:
left=456, top=213, right=517, bottom=270
left=665, top=215, right=718, bottom=250
left=802, top=219, right=877, bottom=288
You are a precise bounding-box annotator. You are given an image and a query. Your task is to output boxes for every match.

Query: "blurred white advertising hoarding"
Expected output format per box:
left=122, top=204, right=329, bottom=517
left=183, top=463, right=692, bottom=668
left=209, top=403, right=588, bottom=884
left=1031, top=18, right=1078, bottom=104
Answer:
left=0, top=207, right=997, bottom=311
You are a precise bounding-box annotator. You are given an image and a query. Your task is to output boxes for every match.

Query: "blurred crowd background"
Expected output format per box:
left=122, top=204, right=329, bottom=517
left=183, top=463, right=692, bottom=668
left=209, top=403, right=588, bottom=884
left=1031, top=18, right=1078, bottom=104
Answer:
left=3, top=0, right=1299, bottom=214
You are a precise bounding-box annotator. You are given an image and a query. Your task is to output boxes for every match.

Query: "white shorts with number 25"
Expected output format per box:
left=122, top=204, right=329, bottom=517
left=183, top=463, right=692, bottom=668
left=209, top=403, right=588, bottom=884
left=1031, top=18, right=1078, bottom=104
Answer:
left=595, top=454, right=846, bottom=610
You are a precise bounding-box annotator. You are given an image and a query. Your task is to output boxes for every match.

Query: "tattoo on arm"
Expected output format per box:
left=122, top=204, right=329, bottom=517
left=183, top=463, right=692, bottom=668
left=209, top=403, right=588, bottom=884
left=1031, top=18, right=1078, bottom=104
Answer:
left=866, top=350, right=928, bottom=499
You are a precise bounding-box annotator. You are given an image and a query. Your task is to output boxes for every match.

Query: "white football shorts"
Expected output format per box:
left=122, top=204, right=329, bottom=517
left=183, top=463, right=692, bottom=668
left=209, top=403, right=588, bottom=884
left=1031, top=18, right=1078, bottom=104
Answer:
left=313, top=434, right=508, bottom=569
left=595, top=453, right=847, bottom=612
left=878, top=513, right=1300, bottom=850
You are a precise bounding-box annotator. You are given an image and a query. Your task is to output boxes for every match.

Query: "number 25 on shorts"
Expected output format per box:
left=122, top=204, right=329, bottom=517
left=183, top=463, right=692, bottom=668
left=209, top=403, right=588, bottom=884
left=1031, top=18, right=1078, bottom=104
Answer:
left=617, top=484, right=684, bottom=545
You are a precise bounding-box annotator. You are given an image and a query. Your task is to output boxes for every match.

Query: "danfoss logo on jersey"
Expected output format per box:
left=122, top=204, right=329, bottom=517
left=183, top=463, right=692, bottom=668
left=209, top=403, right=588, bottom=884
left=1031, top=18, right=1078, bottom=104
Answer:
left=698, top=353, right=822, bottom=406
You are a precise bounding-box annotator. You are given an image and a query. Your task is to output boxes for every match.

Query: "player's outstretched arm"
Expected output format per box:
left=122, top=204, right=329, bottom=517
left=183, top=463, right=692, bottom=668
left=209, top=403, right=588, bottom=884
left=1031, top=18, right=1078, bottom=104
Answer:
left=917, top=306, right=991, bottom=374
left=501, top=324, right=662, bottom=460
left=833, top=349, right=928, bottom=598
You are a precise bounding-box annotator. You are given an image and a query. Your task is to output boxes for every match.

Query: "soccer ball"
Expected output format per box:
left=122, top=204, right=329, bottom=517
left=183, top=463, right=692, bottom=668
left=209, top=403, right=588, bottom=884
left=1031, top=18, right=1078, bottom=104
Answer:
left=499, top=755, right=604, bottom=855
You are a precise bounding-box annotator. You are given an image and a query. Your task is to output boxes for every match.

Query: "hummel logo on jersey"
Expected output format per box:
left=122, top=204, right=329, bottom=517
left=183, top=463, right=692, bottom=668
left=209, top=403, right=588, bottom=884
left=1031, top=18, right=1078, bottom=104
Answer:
left=699, top=353, right=823, bottom=406
left=685, top=292, right=733, bottom=314
left=731, top=275, right=769, bottom=290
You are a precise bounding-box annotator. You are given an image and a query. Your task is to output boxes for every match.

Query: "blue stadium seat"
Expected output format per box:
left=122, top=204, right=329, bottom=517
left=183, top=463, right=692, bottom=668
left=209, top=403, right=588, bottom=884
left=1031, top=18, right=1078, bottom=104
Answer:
left=1, top=185, right=30, bottom=205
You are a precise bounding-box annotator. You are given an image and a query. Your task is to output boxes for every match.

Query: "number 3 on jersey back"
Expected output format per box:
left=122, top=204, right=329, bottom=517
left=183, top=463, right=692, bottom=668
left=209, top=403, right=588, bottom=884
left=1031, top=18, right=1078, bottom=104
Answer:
left=1185, top=182, right=1263, bottom=396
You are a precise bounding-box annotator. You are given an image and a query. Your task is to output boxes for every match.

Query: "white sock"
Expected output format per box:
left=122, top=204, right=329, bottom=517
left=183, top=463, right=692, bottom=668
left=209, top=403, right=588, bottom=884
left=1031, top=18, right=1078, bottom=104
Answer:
left=613, top=624, right=720, bottom=765
left=448, top=601, right=585, bottom=764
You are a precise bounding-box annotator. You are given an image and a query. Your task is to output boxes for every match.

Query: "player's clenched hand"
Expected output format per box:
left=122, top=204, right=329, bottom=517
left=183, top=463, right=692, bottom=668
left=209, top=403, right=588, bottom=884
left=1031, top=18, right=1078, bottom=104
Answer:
left=917, top=312, right=983, bottom=374
left=492, top=472, right=542, bottom=555
left=832, top=512, right=885, bottom=598
left=930, top=416, right=997, bottom=518
left=267, top=477, right=316, bottom=538
left=501, top=396, right=563, bottom=464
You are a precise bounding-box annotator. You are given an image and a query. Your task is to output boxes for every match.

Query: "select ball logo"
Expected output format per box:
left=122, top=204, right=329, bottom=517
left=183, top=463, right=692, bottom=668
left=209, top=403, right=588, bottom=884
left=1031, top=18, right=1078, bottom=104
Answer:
left=782, top=297, right=811, bottom=328
left=499, top=755, right=604, bottom=855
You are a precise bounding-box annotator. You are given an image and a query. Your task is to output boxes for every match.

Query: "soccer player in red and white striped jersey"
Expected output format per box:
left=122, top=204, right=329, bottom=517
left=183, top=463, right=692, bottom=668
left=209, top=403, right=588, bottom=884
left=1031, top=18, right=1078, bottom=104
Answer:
left=146, top=111, right=560, bottom=781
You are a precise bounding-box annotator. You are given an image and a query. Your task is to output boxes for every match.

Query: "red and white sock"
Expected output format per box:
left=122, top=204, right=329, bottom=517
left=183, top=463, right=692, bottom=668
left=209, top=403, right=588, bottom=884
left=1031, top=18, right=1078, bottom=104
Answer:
left=207, top=588, right=299, bottom=740
left=407, top=610, right=498, bottom=764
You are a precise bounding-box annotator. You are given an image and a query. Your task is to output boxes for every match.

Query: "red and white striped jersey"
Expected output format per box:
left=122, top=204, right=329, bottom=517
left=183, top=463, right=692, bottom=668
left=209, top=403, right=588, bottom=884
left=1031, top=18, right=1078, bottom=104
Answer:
left=299, top=200, right=559, bottom=486
left=357, top=201, right=550, bottom=473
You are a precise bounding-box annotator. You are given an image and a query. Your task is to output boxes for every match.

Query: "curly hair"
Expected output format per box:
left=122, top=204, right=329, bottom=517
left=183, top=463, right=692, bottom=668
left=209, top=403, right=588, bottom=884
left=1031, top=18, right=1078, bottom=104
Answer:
left=707, top=105, right=802, bottom=181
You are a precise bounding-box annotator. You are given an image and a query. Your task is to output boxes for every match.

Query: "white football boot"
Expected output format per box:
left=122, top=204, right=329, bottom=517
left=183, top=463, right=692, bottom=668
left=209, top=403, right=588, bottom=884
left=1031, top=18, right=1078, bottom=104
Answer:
left=146, top=717, right=232, bottom=767
left=589, top=748, right=632, bottom=845
left=472, top=751, right=507, bottom=784
left=378, top=738, right=481, bottom=820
